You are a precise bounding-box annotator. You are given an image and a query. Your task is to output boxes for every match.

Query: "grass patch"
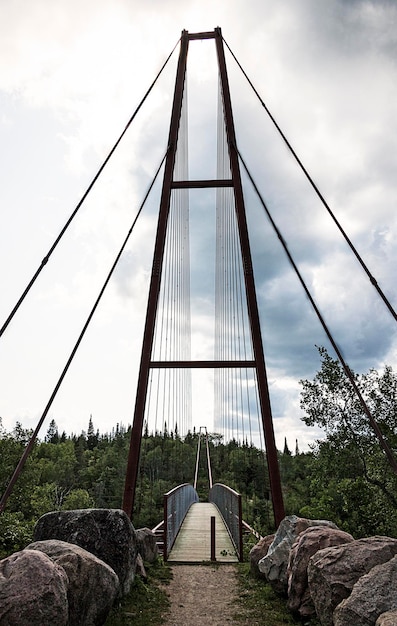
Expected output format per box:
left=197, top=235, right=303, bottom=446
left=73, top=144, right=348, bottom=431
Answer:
left=105, top=559, right=172, bottom=626
left=105, top=559, right=322, bottom=626
left=234, top=563, right=321, bottom=626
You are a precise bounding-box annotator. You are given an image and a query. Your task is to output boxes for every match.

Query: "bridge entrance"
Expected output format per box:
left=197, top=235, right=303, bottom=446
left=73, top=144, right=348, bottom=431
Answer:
left=167, top=502, right=238, bottom=563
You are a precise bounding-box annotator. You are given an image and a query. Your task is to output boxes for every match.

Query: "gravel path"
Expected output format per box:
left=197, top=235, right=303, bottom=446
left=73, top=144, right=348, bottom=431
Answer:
left=163, top=564, right=243, bottom=625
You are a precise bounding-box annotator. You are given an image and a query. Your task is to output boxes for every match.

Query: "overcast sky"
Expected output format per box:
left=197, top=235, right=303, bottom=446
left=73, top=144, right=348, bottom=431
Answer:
left=0, top=0, right=396, bottom=452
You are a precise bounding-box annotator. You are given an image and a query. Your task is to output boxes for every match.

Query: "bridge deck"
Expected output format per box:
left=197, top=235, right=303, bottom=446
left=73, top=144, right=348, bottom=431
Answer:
left=167, top=502, right=238, bottom=563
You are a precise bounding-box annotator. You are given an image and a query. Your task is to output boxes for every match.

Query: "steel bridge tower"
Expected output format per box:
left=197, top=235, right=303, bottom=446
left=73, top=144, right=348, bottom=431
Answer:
left=122, top=28, right=285, bottom=526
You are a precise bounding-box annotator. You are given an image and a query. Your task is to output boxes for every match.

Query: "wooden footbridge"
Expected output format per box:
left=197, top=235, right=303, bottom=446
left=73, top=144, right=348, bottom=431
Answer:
left=153, top=482, right=244, bottom=563
left=167, top=502, right=238, bottom=563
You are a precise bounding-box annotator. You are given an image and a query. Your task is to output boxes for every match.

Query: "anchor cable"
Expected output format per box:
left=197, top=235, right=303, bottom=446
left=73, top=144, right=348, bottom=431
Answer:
left=0, top=38, right=180, bottom=340
left=0, top=151, right=167, bottom=514
left=237, top=147, right=397, bottom=475
left=223, top=36, right=397, bottom=324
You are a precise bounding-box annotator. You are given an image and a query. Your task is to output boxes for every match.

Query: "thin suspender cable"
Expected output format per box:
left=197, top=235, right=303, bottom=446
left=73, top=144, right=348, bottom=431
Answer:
left=234, top=219, right=254, bottom=444
left=217, top=71, right=255, bottom=446
left=223, top=37, right=397, bottom=324
left=225, top=186, right=231, bottom=437
left=0, top=39, right=180, bottom=340
left=231, top=207, right=240, bottom=441
left=150, top=73, right=191, bottom=437
left=0, top=152, right=167, bottom=514
left=238, top=148, right=397, bottom=475
left=145, top=368, right=155, bottom=433
left=215, top=94, right=225, bottom=438
left=165, top=186, right=174, bottom=434
left=179, top=78, right=189, bottom=435
left=234, top=209, right=245, bottom=442
left=152, top=182, right=171, bottom=432
left=163, top=202, right=173, bottom=435
left=217, top=75, right=231, bottom=441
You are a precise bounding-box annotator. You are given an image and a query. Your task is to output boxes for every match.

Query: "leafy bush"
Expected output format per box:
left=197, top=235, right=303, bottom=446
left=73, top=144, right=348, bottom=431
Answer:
left=0, top=511, right=34, bottom=557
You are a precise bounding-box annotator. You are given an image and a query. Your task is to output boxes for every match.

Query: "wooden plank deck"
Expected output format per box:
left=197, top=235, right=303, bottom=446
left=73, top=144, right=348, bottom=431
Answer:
left=167, top=502, right=238, bottom=563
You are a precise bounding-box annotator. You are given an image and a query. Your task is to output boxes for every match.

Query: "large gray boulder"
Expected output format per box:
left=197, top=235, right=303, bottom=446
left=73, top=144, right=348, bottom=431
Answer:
left=136, top=527, right=159, bottom=563
left=377, top=611, right=397, bottom=626
left=26, top=539, right=119, bottom=625
left=308, top=536, right=397, bottom=626
left=34, top=508, right=137, bottom=595
left=0, top=549, right=68, bottom=625
left=249, top=534, right=275, bottom=578
left=334, top=554, right=397, bottom=626
left=258, top=515, right=338, bottom=594
left=287, top=526, right=354, bottom=619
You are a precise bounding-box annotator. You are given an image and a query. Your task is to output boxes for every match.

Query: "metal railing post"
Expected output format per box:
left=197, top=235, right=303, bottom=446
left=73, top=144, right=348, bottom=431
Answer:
left=211, top=516, right=216, bottom=561
left=163, top=493, right=168, bottom=561
left=238, top=492, right=243, bottom=562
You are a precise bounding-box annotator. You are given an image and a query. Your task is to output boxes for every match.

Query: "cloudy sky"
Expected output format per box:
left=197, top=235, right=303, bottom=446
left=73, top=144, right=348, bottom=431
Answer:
left=0, top=0, right=396, bottom=452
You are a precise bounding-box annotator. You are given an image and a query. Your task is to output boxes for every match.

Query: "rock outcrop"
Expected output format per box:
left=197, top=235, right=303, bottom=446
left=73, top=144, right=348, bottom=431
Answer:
left=0, top=549, right=69, bottom=625
left=26, top=539, right=119, bottom=625
left=34, top=508, right=137, bottom=595
left=333, top=554, right=397, bottom=626
left=308, top=536, right=397, bottom=626
left=258, top=515, right=337, bottom=594
left=287, top=525, right=354, bottom=619
left=136, top=527, right=159, bottom=563
left=249, top=534, right=275, bottom=578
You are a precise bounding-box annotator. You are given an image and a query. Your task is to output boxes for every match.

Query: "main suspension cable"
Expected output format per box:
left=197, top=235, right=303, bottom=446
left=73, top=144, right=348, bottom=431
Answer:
left=0, top=38, right=180, bottom=340
left=0, top=151, right=167, bottom=515
left=237, top=147, right=397, bottom=475
left=223, top=37, right=397, bottom=324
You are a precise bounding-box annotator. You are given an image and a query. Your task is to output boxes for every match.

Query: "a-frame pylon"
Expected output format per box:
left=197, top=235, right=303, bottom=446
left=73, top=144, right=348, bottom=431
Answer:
left=122, top=28, right=285, bottom=527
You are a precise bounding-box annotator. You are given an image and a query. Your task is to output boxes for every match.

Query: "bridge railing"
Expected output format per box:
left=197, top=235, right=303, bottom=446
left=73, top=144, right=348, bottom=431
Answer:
left=209, top=483, right=243, bottom=561
left=163, top=483, right=199, bottom=560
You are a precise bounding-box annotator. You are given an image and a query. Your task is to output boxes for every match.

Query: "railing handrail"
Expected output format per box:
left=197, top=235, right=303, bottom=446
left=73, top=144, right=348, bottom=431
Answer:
left=151, top=519, right=164, bottom=534
left=211, top=482, right=240, bottom=498
left=163, top=483, right=199, bottom=560
left=242, top=519, right=263, bottom=540
left=209, top=482, right=243, bottom=561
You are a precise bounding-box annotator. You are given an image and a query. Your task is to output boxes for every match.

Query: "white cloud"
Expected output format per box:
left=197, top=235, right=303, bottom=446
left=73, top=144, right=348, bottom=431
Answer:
left=0, top=0, right=396, bottom=460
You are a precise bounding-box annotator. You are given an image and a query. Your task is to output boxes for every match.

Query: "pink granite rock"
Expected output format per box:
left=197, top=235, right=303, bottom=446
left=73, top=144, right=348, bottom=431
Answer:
left=0, top=549, right=68, bottom=625
left=308, top=536, right=397, bottom=626
left=334, top=554, right=397, bottom=626
left=287, top=525, right=353, bottom=618
left=26, top=539, right=119, bottom=625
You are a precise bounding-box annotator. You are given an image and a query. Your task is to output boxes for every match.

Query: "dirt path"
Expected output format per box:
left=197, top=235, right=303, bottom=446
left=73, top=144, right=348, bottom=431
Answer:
left=162, top=564, right=243, bottom=625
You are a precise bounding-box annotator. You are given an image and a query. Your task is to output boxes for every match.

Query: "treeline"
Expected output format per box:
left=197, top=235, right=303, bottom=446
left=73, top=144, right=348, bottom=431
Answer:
left=0, top=418, right=275, bottom=555
left=1, top=348, right=397, bottom=556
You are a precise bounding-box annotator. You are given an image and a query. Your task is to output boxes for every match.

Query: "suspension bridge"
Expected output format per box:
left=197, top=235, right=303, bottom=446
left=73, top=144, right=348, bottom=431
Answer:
left=0, top=27, right=396, bottom=563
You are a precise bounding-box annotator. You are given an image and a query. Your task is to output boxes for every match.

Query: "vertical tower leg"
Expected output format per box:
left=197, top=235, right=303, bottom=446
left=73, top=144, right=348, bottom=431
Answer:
left=122, top=31, right=190, bottom=518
